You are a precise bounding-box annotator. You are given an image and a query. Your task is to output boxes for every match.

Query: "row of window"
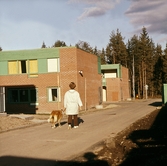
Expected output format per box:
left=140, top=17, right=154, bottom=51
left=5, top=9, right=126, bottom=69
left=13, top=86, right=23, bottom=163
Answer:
left=8, top=58, right=60, bottom=75
left=8, top=87, right=60, bottom=104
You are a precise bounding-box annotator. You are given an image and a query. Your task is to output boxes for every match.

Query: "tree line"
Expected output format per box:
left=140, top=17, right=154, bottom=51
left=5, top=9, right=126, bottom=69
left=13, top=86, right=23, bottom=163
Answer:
left=103, top=27, right=167, bottom=99
left=1, top=27, right=166, bottom=98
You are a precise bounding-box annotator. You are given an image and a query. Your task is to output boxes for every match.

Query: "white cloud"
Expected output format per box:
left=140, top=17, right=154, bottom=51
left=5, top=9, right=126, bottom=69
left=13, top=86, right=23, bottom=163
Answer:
left=69, top=0, right=121, bottom=20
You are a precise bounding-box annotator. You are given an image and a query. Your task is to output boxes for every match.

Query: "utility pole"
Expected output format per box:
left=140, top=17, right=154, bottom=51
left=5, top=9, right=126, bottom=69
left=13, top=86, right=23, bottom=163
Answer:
left=145, top=85, right=148, bottom=99
left=132, top=53, right=135, bottom=100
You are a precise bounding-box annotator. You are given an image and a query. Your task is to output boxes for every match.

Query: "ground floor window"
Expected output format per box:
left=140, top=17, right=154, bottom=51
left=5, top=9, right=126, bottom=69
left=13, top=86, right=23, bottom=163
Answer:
left=7, top=88, right=37, bottom=103
left=48, top=87, right=61, bottom=102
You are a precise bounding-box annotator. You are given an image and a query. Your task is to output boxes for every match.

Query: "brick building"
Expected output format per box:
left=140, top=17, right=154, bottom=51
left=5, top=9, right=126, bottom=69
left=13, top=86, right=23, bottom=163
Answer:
left=101, top=64, right=130, bottom=102
left=0, top=47, right=102, bottom=114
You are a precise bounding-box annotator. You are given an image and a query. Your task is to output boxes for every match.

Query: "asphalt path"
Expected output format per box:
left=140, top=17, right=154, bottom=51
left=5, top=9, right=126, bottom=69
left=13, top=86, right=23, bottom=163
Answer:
left=0, top=99, right=161, bottom=166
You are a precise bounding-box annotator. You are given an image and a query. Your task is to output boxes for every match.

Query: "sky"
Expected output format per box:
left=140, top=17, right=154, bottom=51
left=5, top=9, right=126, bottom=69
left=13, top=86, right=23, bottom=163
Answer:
left=0, top=0, right=167, bottom=51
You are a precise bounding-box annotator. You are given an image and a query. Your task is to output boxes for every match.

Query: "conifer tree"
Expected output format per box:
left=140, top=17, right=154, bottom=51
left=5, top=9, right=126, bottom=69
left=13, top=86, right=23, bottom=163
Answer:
left=107, top=29, right=128, bottom=67
left=93, top=46, right=98, bottom=55
left=153, top=44, right=164, bottom=95
left=138, top=27, right=154, bottom=98
left=100, top=48, right=106, bottom=64
left=162, top=44, right=167, bottom=83
left=127, top=35, right=140, bottom=98
left=41, top=42, right=46, bottom=48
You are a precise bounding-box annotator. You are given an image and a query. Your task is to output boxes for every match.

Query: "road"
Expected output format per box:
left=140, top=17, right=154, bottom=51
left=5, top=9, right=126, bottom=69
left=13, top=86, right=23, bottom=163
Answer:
left=0, top=99, right=161, bottom=166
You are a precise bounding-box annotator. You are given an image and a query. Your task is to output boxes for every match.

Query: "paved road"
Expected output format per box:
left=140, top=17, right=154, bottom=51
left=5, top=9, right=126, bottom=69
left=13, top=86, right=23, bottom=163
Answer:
left=0, top=99, right=161, bottom=166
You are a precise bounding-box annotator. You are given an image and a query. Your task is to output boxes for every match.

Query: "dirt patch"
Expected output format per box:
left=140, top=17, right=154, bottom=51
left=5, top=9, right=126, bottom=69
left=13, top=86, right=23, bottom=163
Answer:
left=0, top=114, right=49, bottom=132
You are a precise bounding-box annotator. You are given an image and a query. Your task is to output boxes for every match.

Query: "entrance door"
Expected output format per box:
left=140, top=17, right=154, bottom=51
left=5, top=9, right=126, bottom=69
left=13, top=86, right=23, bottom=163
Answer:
left=0, top=87, right=5, bottom=113
left=103, top=86, right=107, bottom=102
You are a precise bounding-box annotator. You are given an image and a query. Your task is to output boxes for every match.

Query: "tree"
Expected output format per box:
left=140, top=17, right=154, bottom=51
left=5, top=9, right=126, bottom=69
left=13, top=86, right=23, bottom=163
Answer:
left=93, top=46, right=98, bottom=55
left=107, top=29, right=128, bottom=67
left=153, top=45, right=164, bottom=95
left=100, top=48, right=106, bottom=64
left=53, top=40, right=66, bottom=47
left=137, top=27, right=154, bottom=98
left=75, top=40, right=93, bottom=53
left=127, top=35, right=140, bottom=98
left=41, top=42, right=46, bottom=48
left=162, top=44, right=167, bottom=83
left=0, top=46, right=2, bottom=51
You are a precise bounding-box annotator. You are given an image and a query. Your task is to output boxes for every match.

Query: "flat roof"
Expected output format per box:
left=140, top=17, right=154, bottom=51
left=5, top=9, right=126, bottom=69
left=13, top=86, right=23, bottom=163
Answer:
left=0, top=47, right=76, bottom=61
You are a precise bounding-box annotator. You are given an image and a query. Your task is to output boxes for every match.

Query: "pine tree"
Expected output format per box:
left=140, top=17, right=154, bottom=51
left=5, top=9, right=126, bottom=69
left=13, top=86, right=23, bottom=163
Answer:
left=127, top=35, right=140, bottom=98
left=105, top=45, right=112, bottom=64
left=41, top=42, right=46, bottom=48
left=107, top=29, right=128, bottom=67
left=153, top=45, right=164, bottom=95
left=100, top=48, right=106, bottom=64
left=93, top=46, right=98, bottom=55
left=162, top=44, right=167, bottom=83
left=138, top=27, right=154, bottom=98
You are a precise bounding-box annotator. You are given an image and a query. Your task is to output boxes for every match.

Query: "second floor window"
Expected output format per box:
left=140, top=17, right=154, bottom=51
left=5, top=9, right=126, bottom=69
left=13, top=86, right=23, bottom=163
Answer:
left=47, top=58, right=60, bottom=72
left=8, top=60, right=38, bottom=75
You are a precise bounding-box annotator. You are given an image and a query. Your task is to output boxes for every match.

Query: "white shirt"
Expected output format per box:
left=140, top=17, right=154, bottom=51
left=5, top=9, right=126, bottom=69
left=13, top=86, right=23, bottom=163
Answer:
left=64, top=90, right=83, bottom=115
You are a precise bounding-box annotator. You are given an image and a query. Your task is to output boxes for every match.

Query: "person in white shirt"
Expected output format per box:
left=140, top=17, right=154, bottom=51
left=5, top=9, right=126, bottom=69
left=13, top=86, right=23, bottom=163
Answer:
left=64, top=82, right=83, bottom=129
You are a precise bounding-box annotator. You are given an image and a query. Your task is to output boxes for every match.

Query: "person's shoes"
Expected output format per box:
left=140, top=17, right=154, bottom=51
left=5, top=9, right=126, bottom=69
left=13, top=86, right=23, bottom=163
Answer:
left=68, top=125, right=71, bottom=130
left=74, top=126, right=78, bottom=128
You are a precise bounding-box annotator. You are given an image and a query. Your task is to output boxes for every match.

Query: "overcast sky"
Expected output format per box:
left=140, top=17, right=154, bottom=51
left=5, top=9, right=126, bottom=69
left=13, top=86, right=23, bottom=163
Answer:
left=0, top=0, right=167, bottom=51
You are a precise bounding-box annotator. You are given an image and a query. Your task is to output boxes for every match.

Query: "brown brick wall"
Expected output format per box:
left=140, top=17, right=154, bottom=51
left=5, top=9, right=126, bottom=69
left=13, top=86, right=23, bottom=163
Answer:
left=59, top=47, right=78, bottom=106
left=105, top=66, right=130, bottom=102
left=106, top=78, right=121, bottom=101
left=60, top=48, right=102, bottom=110
left=0, top=47, right=102, bottom=113
left=121, top=66, right=130, bottom=100
left=0, top=73, right=61, bottom=113
left=76, top=49, right=102, bottom=109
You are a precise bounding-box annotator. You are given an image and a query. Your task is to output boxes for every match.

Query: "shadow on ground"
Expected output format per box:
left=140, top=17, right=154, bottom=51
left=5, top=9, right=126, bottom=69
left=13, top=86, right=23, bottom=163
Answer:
left=0, top=152, right=109, bottom=166
left=120, top=103, right=167, bottom=166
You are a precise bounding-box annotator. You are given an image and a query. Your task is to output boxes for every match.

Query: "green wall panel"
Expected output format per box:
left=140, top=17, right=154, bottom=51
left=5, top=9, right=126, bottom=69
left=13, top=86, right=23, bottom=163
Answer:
left=0, top=61, right=8, bottom=75
left=38, top=59, right=47, bottom=73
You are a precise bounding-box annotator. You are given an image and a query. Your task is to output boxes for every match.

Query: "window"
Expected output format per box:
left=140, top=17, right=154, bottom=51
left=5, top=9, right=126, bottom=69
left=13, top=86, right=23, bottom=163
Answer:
left=8, top=61, right=18, bottom=74
left=48, top=87, right=61, bottom=102
left=29, top=60, right=38, bottom=77
left=10, top=89, right=19, bottom=102
left=19, top=89, right=29, bottom=102
left=104, top=73, right=117, bottom=78
left=47, top=58, right=60, bottom=72
left=20, top=60, right=27, bottom=73
left=8, top=59, right=38, bottom=76
left=8, top=88, right=37, bottom=103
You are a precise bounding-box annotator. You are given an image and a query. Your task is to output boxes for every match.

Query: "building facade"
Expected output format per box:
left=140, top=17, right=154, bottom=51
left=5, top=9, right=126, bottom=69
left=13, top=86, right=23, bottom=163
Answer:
left=0, top=47, right=102, bottom=114
left=101, top=64, right=130, bottom=102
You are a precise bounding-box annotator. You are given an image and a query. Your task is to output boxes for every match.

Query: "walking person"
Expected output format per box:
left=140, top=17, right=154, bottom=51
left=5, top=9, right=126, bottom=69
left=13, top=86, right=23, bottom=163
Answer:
left=64, top=82, right=83, bottom=129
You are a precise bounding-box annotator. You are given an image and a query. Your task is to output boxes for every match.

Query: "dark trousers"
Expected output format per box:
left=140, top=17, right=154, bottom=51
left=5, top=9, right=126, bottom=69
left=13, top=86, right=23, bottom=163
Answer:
left=68, top=115, right=78, bottom=126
